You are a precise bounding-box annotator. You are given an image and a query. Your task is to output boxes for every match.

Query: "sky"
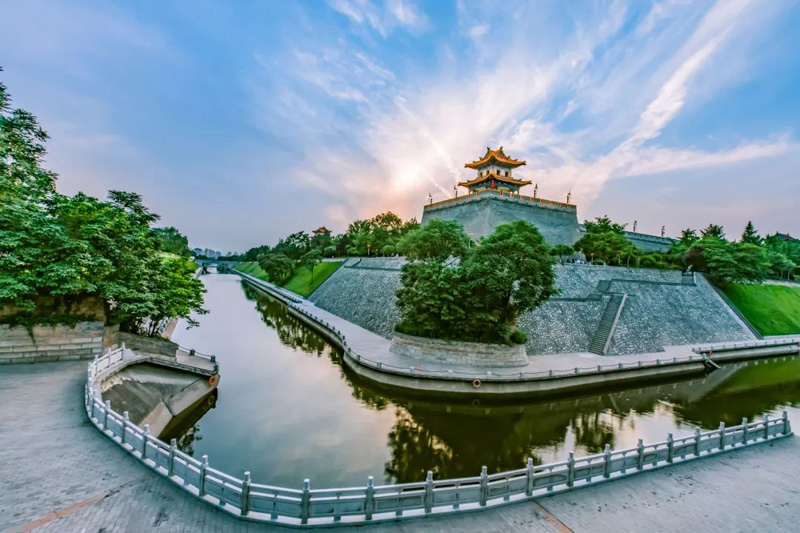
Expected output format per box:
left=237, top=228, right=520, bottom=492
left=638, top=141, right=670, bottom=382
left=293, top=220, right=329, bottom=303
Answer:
left=2, top=0, right=800, bottom=252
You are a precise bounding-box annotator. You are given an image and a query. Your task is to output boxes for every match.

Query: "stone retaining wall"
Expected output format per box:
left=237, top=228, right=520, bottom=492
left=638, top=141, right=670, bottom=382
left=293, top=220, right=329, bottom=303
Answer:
left=390, top=331, right=529, bottom=367
left=104, top=326, right=178, bottom=357
left=0, top=322, right=104, bottom=364
left=310, top=259, right=755, bottom=356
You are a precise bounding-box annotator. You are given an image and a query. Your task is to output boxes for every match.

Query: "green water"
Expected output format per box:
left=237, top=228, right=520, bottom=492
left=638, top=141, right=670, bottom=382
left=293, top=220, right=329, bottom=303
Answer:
left=170, top=273, right=800, bottom=489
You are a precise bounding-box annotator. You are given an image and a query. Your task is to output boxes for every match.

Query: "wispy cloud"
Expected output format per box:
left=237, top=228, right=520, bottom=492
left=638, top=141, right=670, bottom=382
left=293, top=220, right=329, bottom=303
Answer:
left=253, top=0, right=795, bottom=230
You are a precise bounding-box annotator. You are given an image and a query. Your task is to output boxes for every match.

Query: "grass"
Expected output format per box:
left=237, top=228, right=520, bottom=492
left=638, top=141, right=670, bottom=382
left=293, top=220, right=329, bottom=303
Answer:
left=233, top=261, right=343, bottom=298
left=721, top=283, right=800, bottom=336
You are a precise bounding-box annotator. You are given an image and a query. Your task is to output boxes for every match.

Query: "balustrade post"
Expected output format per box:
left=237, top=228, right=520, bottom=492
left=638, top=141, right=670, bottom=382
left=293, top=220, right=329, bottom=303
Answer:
left=567, top=452, right=575, bottom=487
left=719, top=422, right=726, bottom=450
left=742, top=418, right=749, bottom=444
left=695, top=428, right=702, bottom=456
left=199, top=455, right=209, bottom=496
left=240, top=471, right=251, bottom=516
left=666, top=433, right=674, bottom=463
left=479, top=466, right=489, bottom=506
left=763, top=414, right=770, bottom=440
left=424, top=471, right=434, bottom=513
left=365, top=476, right=374, bottom=521
left=636, top=439, right=644, bottom=470
left=168, top=438, right=177, bottom=477
left=89, top=393, right=95, bottom=419
left=142, top=424, right=150, bottom=458
left=122, top=411, right=130, bottom=446
left=103, top=400, right=111, bottom=430
left=525, top=458, right=534, bottom=497
left=301, top=479, right=311, bottom=524
left=783, top=411, right=792, bottom=435
left=603, top=444, right=611, bottom=478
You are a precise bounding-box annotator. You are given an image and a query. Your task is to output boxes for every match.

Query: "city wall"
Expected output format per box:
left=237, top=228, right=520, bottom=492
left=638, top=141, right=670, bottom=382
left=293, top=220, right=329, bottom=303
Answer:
left=309, top=259, right=755, bottom=356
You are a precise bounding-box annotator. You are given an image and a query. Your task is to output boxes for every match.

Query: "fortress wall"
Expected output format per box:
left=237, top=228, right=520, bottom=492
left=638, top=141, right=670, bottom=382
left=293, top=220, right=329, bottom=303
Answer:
left=422, top=195, right=582, bottom=244
left=309, top=259, right=755, bottom=356
left=607, top=275, right=754, bottom=355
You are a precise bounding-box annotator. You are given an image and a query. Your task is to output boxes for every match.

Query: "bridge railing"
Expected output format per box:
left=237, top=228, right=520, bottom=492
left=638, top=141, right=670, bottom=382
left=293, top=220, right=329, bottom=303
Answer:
left=85, top=345, right=793, bottom=527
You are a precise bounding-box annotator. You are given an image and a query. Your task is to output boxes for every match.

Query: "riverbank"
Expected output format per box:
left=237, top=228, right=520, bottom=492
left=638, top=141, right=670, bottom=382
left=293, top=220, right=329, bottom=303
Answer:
left=236, top=271, right=800, bottom=399
left=2, top=361, right=799, bottom=532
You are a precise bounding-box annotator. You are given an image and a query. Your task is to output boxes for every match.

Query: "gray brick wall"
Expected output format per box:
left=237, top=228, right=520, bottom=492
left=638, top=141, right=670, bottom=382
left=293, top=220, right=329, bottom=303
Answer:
left=310, top=260, right=754, bottom=356
left=0, top=322, right=104, bottom=364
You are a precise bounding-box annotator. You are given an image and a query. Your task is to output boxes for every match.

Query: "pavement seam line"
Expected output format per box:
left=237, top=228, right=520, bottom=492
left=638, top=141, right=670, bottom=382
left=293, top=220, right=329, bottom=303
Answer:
left=16, top=477, right=149, bottom=532
left=532, top=499, right=574, bottom=533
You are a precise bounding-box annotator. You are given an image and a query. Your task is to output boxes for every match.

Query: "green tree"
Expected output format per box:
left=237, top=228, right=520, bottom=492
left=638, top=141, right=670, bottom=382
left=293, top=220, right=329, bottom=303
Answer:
left=258, top=253, right=294, bottom=284
left=152, top=226, right=190, bottom=256
left=299, top=249, right=323, bottom=282
left=397, top=219, right=471, bottom=262
left=466, top=220, right=557, bottom=334
left=395, top=220, right=556, bottom=344
left=740, top=221, right=763, bottom=246
left=573, top=216, right=641, bottom=266
left=678, top=228, right=699, bottom=246
left=0, top=71, right=206, bottom=334
left=550, top=244, right=575, bottom=262
left=701, top=224, right=726, bottom=241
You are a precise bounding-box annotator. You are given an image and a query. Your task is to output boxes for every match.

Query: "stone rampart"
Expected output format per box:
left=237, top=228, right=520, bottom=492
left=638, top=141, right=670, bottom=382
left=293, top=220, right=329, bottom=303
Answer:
left=390, top=331, right=528, bottom=368
left=310, top=260, right=755, bottom=356
left=0, top=322, right=104, bottom=364
left=422, top=193, right=582, bottom=244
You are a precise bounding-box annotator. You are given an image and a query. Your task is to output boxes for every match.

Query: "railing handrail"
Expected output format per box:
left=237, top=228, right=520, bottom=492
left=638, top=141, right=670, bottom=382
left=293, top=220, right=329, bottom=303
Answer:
left=85, top=345, right=793, bottom=528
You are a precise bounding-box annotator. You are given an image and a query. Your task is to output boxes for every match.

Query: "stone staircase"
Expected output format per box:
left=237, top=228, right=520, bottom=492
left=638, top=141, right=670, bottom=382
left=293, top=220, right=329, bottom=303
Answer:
left=589, top=294, right=627, bottom=355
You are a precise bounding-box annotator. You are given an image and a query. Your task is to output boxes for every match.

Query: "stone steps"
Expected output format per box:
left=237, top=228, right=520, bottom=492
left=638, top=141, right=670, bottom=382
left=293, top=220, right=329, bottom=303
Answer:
left=588, top=294, right=626, bottom=355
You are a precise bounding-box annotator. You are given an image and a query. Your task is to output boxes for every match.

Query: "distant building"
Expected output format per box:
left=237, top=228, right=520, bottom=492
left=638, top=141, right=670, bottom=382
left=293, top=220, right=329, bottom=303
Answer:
left=421, top=147, right=673, bottom=252
left=312, top=226, right=331, bottom=236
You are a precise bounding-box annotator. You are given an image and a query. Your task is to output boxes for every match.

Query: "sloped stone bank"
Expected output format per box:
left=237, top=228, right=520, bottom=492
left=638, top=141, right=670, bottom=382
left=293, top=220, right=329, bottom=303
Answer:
left=309, top=259, right=755, bottom=355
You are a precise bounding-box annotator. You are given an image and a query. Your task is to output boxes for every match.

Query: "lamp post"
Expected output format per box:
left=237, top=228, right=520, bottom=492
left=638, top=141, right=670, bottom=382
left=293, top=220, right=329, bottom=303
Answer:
left=454, top=185, right=458, bottom=198
left=428, top=193, right=433, bottom=205
left=367, top=243, right=371, bottom=257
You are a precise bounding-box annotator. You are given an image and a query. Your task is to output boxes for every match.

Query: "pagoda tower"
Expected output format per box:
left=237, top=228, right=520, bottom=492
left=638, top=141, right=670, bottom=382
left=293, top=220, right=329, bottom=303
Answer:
left=458, top=147, right=531, bottom=194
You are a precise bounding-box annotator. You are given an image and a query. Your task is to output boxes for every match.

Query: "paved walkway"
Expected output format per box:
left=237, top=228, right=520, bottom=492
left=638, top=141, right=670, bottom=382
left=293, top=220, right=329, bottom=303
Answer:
left=2, top=361, right=800, bottom=532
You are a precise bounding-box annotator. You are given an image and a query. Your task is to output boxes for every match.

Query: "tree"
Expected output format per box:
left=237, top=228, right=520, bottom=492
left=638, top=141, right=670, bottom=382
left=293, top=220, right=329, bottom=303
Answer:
left=0, top=71, right=206, bottom=334
left=740, top=221, right=763, bottom=246
left=397, top=219, right=471, bottom=262
left=258, top=253, right=294, bottom=284
left=299, top=249, right=323, bottom=282
left=152, top=226, right=190, bottom=256
left=683, top=238, right=770, bottom=284
left=573, top=216, right=641, bottom=266
left=395, top=220, right=557, bottom=344
left=550, top=244, right=575, bottom=262
left=274, top=231, right=310, bottom=261
left=465, top=220, right=557, bottom=332
left=701, top=224, right=726, bottom=241
left=678, top=228, right=699, bottom=246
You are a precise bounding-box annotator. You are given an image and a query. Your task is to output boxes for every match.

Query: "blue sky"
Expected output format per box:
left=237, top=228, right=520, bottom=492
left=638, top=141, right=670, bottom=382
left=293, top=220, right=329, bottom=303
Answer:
left=2, top=0, right=799, bottom=251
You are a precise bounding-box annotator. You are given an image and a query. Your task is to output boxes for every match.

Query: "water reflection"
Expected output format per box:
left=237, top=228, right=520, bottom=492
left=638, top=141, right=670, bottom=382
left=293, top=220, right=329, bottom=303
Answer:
left=173, top=275, right=800, bottom=487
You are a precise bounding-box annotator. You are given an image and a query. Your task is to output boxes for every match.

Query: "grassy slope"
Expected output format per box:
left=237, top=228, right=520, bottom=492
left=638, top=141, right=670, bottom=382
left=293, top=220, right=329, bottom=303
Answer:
left=234, top=261, right=343, bottom=298
left=721, top=283, right=800, bottom=336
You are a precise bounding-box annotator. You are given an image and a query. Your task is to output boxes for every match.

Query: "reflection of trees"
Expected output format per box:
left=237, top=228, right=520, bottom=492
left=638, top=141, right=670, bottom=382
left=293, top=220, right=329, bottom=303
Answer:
left=242, top=283, right=329, bottom=354
left=672, top=358, right=800, bottom=427
left=571, top=412, right=616, bottom=453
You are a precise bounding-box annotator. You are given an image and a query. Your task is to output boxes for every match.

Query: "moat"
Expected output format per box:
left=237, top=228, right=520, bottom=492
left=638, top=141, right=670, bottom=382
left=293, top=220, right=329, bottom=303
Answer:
left=170, top=273, right=800, bottom=489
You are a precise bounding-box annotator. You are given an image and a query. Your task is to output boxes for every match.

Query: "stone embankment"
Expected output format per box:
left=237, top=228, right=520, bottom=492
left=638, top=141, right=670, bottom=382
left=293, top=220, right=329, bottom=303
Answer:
left=0, top=322, right=104, bottom=364
left=309, top=259, right=755, bottom=356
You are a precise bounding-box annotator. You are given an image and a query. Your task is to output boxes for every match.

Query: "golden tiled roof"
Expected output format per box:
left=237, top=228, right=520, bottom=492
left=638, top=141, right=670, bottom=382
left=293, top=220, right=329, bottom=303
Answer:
left=464, top=147, right=526, bottom=169
left=458, top=169, right=532, bottom=189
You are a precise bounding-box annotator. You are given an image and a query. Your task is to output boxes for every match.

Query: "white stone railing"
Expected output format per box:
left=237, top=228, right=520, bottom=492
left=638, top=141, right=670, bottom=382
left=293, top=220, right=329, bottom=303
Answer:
left=85, top=336, right=793, bottom=527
